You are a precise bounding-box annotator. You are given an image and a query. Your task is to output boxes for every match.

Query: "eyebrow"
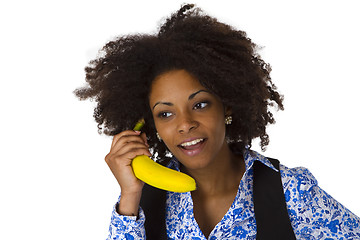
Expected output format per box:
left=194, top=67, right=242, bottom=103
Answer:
left=188, top=90, right=209, bottom=100
left=152, top=89, right=209, bottom=110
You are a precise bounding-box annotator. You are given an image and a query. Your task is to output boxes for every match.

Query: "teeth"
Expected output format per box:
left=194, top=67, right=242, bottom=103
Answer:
left=180, top=139, right=204, bottom=147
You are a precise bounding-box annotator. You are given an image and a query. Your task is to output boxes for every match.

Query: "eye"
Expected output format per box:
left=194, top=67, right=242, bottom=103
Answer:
left=157, top=111, right=173, bottom=119
left=193, top=101, right=209, bottom=110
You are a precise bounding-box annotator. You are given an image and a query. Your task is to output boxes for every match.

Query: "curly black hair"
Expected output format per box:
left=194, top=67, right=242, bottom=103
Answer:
left=74, top=4, right=284, bottom=164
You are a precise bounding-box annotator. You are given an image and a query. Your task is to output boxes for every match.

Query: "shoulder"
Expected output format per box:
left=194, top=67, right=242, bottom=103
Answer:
left=279, top=164, right=318, bottom=202
left=278, top=162, right=360, bottom=239
left=277, top=163, right=320, bottom=218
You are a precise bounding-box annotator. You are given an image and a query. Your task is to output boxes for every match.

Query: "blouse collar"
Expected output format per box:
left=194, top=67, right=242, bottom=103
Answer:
left=167, top=147, right=278, bottom=173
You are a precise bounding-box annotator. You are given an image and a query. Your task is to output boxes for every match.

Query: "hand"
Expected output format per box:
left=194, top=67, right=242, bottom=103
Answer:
left=105, top=130, right=151, bottom=195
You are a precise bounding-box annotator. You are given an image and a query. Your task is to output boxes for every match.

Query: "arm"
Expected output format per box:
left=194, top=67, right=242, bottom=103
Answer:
left=104, top=130, right=151, bottom=239
left=281, top=165, right=360, bottom=239
left=107, top=194, right=146, bottom=240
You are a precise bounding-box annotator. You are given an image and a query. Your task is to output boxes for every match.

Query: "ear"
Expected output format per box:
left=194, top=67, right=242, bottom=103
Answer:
left=225, top=106, right=232, bottom=116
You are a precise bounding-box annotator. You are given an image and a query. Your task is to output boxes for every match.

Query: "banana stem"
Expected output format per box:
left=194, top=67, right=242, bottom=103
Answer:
left=133, top=118, right=145, bottom=131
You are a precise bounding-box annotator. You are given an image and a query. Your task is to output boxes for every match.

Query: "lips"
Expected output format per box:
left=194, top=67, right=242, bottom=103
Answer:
left=180, top=138, right=204, bottom=148
left=178, top=138, right=207, bottom=156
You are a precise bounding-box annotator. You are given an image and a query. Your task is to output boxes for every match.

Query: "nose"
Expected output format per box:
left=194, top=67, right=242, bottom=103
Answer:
left=177, top=111, right=198, bottom=134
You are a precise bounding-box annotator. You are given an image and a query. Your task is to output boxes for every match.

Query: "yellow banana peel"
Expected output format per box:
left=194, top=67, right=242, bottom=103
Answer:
left=131, top=118, right=196, bottom=192
left=132, top=155, right=196, bottom=192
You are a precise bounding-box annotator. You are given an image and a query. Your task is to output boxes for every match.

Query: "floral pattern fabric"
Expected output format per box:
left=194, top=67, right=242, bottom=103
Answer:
left=107, top=150, right=360, bottom=239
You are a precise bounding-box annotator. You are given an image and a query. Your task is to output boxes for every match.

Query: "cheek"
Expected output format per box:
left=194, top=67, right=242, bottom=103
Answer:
left=198, top=112, right=226, bottom=142
left=213, top=117, right=226, bottom=138
left=209, top=113, right=227, bottom=142
left=154, top=121, right=175, bottom=146
left=160, top=125, right=173, bottom=141
left=209, top=105, right=226, bottom=130
left=160, top=128, right=179, bottom=155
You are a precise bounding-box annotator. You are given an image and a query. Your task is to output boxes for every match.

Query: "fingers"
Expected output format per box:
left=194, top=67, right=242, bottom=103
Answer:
left=140, top=132, right=149, bottom=147
left=111, top=130, right=146, bottom=150
left=111, top=130, right=139, bottom=148
left=113, top=141, right=151, bottom=158
left=105, top=146, right=150, bottom=167
left=117, top=147, right=152, bottom=163
left=108, top=130, right=151, bottom=162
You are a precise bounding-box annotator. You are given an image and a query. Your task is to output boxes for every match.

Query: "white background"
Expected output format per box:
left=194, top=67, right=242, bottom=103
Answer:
left=1, top=0, right=359, bottom=239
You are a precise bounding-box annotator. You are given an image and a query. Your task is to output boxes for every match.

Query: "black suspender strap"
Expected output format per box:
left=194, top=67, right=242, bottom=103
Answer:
left=140, top=158, right=296, bottom=240
left=253, top=158, right=296, bottom=240
left=140, top=184, right=167, bottom=240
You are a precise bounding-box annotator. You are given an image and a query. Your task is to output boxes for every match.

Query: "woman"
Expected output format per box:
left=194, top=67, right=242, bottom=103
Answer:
left=74, top=4, right=360, bottom=239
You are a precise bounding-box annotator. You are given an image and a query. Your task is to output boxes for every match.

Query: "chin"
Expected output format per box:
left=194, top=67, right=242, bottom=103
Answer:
left=176, top=155, right=212, bottom=171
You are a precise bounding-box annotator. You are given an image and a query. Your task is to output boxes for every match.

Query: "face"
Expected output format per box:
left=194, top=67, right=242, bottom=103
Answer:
left=149, top=69, right=230, bottom=171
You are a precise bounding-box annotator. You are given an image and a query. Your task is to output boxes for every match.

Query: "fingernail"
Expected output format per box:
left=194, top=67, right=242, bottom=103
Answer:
left=134, top=131, right=141, bottom=134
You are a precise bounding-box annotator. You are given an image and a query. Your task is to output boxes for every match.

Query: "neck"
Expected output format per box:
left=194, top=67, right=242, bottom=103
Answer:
left=182, top=143, right=245, bottom=197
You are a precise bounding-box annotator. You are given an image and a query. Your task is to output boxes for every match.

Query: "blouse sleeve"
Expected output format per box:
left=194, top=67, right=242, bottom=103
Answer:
left=281, top=165, right=360, bottom=239
left=106, top=195, right=146, bottom=240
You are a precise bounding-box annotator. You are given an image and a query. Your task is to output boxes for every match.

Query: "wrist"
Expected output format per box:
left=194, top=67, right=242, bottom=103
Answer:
left=117, top=191, right=142, bottom=216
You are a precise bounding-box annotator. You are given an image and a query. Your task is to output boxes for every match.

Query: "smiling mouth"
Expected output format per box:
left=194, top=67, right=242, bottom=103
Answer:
left=180, top=138, right=205, bottom=148
left=178, top=138, right=207, bottom=156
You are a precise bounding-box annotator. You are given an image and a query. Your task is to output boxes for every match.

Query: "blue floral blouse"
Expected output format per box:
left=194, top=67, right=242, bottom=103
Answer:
left=107, top=150, right=360, bottom=239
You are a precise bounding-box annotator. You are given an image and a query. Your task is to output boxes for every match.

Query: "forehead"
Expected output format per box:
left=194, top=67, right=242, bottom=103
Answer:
left=149, top=69, right=205, bottom=99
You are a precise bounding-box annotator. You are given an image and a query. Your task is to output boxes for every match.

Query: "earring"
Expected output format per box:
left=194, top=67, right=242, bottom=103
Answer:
left=156, top=132, right=162, bottom=141
left=225, top=115, right=233, bottom=125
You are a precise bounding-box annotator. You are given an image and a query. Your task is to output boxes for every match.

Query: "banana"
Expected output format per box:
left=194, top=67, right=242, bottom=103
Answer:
left=133, top=118, right=145, bottom=131
left=131, top=119, right=196, bottom=193
left=132, top=155, right=196, bottom=192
